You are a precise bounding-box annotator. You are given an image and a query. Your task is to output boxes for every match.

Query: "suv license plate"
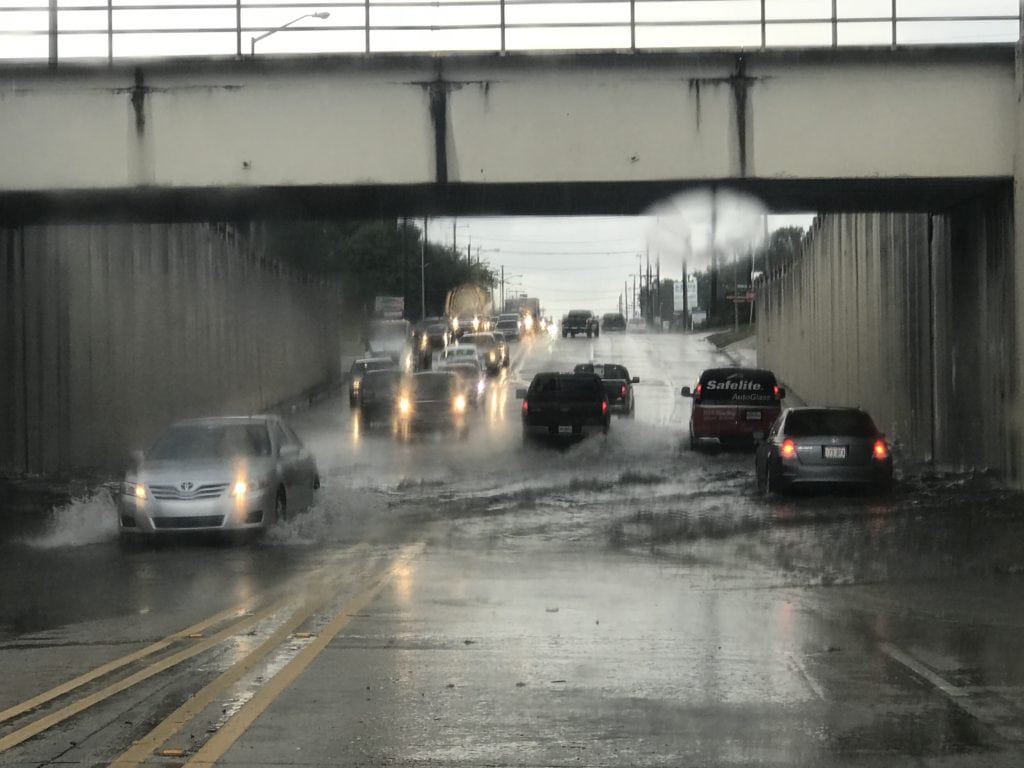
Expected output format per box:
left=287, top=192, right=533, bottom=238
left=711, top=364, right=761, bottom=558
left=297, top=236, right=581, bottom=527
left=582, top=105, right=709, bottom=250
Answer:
left=558, top=425, right=573, bottom=434
left=746, top=411, right=761, bottom=421
left=823, top=446, right=848, bottom=460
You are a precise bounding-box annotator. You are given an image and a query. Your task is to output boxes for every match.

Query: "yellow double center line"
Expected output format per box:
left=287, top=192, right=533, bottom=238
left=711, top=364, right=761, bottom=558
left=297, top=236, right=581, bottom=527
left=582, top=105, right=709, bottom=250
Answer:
left=0, top=602, right=252, bottom=728
left=0, top=597, right=288, bottom=753
left=118, top=543, right=423, bottom=766
left=0, top=541, right=388, bottom=757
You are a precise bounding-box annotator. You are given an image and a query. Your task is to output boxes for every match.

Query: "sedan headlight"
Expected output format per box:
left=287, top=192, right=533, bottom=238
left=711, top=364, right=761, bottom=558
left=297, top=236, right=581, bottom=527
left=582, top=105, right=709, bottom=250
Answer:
left=398, top=396, right=412, bottom=415
left=488, top=351, right=496, bottom=361
left=232, top=476, right=272, bottom=498
left=123, top=481, right=146, bottom=499
left=453, top=395, right=467, bottom=413
left=352, top=379, right=361, bottom=391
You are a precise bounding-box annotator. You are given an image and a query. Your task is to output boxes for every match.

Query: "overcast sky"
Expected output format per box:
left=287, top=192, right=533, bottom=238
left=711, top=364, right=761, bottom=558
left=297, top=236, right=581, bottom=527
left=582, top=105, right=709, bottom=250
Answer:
left=0, top=0, right=1017, bottom=58
left=427, top=213, right=815, bottom=319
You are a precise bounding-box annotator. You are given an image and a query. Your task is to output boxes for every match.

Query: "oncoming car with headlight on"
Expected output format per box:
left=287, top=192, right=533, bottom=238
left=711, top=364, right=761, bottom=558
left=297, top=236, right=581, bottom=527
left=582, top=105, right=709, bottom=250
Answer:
left=393, top=371, right=471, bottom=440
left=117, top=415, right=319, bottom=541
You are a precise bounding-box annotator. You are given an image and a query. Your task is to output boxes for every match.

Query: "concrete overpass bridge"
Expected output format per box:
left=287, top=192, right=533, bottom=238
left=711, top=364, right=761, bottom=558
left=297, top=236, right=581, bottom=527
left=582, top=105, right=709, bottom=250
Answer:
left=0, top=46, right=1016, bottom=221
left=3, top=42, right=1024, bottom=484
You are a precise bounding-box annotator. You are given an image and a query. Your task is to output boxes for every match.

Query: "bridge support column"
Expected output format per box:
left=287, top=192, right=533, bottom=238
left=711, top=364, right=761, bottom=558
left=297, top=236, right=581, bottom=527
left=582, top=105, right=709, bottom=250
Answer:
left=1013, top=29, right=1024, bottom=485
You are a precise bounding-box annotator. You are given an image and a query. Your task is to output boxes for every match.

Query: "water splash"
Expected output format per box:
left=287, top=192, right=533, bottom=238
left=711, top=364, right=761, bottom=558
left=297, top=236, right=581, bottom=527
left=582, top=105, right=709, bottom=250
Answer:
left=22, top=491, right=118, bottom=548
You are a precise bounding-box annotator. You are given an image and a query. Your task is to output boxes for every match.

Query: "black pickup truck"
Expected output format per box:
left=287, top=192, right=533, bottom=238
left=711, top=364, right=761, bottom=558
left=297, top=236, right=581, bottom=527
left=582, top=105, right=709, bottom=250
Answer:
left=574, top=362, right=639, bottom=417
left=517, top=372, right=610, bottom=441
left=561, top=310, right=599, bottom=338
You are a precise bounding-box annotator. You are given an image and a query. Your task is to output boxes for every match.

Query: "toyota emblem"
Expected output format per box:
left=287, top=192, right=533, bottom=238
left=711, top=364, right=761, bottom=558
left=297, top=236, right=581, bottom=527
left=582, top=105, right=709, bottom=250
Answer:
left=180, top=481, right=194, bottom=491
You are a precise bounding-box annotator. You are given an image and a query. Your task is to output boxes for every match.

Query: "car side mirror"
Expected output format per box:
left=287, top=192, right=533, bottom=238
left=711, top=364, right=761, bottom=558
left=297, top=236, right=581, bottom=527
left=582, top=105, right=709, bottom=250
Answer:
left=515, top=389, right=528, bottom=399
left=632, top=376, right=640, bottom=384
left=680, top=386, right=692, bottom=397
left=777, top=388, right=786, bottom=399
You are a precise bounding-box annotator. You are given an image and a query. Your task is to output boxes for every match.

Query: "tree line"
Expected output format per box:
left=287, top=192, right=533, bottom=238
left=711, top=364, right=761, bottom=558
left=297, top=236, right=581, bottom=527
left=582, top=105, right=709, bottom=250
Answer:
left=262, top=219, right=495, bottom=322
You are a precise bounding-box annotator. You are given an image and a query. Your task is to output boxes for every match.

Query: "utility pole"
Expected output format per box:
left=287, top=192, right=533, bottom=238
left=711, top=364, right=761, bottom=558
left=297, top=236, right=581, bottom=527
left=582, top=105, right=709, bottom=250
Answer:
left=624, top=280, right=629, bottom=317
left=681, top=258, right=688, bottom=332
left=421, top=216, right=428, bottom=320
left=645, top=249, right=652, bottom=326
left=500, top=265, right=505, bottom=310
left=401, top=216, right=409, bottom=317
left=733, top=249, right=739, bottom=333
left=655, top=255, right=661, bottom=327
left=452, top=218, right=457, bottom=260
left=710, top=187, right=718, bottom=322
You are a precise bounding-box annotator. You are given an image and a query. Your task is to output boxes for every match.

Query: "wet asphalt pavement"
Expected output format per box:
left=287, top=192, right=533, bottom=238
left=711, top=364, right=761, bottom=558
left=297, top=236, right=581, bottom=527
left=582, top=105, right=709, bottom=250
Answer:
left=2, top=331, right=1024, bottom=766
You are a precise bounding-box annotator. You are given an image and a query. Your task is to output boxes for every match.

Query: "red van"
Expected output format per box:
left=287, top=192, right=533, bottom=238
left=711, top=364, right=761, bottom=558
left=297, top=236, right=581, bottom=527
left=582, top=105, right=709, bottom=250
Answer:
left=681, top=368, right=786, bottom=450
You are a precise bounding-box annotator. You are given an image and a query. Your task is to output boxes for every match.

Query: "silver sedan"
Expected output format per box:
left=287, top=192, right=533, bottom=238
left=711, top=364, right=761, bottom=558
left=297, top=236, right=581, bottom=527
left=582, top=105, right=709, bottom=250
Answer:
left=755, top=407, right=893, bottom=494
left=117, top=415, right=319, bottom=540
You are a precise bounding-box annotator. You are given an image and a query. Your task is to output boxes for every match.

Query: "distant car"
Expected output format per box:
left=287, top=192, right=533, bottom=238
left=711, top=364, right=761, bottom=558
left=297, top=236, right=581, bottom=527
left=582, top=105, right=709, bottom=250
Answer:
left=518, top=372, right=610, bottom=441
left=681, top=368, right=785, bottom=449
left=601, top=313, right=627, bottom=332
left=357, top=369, right=402, bottom=425
left=561, top=310, right=599, bottom=338
left=453, top=312, right=483, bottom=338
left=626, top=317, right=647, bottom=333
left=755, top=407, right=893, bottom=494
left=349, top=357, right=396, bottom=408
left=117, top=415, right=319, bottom=540
left=574, top=362, right=639, bottom=417
left=460, top=332, right=503, bottom=374
left=413, top=317, right=451, bottom=366
left=441, top=343, right=480, bottom=367
left=491, top=331, right=511, bottom=367
left=394, top=371, right=470, bottom=439
left=494, top=318, right=521, bottom=342
left=438, top=360, right=487, bottom=408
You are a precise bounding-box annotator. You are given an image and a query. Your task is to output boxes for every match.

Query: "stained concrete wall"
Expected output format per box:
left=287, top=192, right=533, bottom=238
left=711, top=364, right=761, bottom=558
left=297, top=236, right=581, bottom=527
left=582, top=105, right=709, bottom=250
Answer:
left=0, top=223, right=343, bottom=475
left=0, top=48, right=1014, bottom=196
left=758, top=193, right=1016, bottom=478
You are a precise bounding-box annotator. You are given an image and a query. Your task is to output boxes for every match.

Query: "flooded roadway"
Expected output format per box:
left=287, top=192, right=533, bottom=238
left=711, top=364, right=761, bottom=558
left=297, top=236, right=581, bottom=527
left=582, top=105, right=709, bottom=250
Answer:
left=2, top=331, right=1024, bottom=766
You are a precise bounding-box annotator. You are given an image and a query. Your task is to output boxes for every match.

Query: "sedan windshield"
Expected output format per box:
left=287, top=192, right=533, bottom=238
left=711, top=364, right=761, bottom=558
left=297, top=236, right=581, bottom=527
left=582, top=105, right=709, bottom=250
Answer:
left=148, top=424, right=272, bottom=460
left=411, top=375, right=454, bottom=400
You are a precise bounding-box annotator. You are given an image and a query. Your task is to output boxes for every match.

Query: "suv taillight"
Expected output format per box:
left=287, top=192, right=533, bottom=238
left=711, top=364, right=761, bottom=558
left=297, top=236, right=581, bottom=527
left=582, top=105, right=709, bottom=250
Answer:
left=872, top=440, right=889, bottom=460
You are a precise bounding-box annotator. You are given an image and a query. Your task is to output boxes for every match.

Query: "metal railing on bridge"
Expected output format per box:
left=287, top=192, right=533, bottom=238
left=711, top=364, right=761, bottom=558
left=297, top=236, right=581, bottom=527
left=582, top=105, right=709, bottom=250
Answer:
left=1, top=0, right=1019, bottom=63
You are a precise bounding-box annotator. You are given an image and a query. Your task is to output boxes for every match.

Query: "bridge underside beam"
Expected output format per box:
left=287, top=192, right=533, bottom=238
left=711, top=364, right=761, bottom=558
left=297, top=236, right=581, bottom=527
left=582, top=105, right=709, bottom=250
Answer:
left=0, top=178, right=1010, bottom=225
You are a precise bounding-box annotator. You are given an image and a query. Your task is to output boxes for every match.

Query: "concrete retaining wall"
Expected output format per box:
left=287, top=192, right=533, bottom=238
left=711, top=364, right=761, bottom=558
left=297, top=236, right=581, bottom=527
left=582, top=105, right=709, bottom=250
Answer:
left=758, top=195, right=1016, bottom=478
left=0, top=223, right=343, bottom=475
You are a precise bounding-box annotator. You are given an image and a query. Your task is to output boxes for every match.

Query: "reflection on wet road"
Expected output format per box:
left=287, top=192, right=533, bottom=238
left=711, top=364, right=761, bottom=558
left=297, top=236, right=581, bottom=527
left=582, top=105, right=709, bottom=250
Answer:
left=2, top=332, right=1024, bottom=766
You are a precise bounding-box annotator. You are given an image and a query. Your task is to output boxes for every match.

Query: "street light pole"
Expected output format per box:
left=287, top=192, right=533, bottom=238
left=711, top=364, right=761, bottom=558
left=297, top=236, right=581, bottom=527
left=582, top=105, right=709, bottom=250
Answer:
left=251, top=12, right=329, bottom=56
